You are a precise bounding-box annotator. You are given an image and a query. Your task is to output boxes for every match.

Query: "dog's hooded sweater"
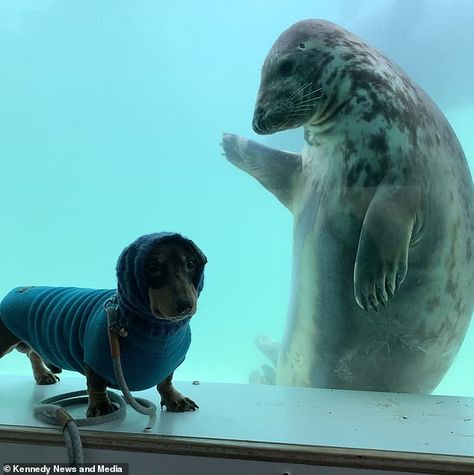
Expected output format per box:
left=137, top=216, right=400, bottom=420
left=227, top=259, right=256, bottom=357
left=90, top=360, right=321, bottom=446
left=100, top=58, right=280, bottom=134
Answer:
left=0, top=233, right=207, bottom=391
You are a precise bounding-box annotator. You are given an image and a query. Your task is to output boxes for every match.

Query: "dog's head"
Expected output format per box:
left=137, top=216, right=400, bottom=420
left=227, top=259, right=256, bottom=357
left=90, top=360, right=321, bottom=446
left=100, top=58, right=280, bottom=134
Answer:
left=145, top=237, right=206, bottom=321
left=116, top=233, right=207, bottom=323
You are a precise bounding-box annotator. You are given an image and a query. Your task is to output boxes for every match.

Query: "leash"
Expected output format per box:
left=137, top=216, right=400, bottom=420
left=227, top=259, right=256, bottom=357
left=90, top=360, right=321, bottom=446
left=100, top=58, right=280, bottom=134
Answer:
left=33, top=294, right=157, bottom=465
left=33, top=390, right=126, bottom=464
left=105, top=294, right=157, bottom=427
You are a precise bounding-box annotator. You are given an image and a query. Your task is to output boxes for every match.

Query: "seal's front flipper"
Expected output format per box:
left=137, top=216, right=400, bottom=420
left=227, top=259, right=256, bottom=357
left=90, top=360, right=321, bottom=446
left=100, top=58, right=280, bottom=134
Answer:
left=221, top=133, right=302, bottom=211
left=354, top=184, right=420, bottom=311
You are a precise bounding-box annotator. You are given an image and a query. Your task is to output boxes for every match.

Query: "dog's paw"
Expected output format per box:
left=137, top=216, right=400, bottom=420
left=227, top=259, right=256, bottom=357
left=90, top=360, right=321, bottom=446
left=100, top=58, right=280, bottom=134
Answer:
left=160, top=390, right=199, bottom=412
left=35, top=372, right=60, bottom=385
left=86, top=401, right=118, bottom=418
left=45, top=362, right=63, bottom=374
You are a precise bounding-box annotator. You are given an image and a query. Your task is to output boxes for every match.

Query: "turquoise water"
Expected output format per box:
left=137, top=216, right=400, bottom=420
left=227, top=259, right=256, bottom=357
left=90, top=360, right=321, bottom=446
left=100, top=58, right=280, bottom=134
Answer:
left=0, top=0, right=473, bottom=396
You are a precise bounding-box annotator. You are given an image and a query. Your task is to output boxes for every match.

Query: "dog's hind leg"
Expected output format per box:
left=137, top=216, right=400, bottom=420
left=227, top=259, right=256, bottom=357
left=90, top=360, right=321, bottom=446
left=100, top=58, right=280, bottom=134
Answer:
left=16, top=342, right=59, bottom=385
left=0, top=319, right=21, bottom=358
left=1, top=319, right=59, bottom=384
left=44, top=361, right=63, bottom=374
left=28, top=350, right=60, bottom=385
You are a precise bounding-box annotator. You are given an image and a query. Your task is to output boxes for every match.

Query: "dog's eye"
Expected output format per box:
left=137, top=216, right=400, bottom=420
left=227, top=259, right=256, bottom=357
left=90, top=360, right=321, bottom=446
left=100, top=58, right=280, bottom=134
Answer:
left=186, top=259, right=196, bottom=271
left=146, top=262, right=161, bottom=275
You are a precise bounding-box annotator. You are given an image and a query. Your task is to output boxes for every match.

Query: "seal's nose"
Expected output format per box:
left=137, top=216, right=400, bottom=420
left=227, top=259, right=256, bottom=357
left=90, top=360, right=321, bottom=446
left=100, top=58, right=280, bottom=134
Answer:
left=252, top=108, right=265, bottom=134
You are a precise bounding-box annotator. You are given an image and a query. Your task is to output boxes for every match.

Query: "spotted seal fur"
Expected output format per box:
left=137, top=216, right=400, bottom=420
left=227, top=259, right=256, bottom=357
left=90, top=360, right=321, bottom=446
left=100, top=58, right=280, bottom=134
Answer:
left=222, top=19, right=474, bottom=393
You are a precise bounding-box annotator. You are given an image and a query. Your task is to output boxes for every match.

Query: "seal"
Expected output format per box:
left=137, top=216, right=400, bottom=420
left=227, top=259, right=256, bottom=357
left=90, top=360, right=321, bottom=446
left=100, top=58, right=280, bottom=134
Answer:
left=222, top=19, right=474, bottom=393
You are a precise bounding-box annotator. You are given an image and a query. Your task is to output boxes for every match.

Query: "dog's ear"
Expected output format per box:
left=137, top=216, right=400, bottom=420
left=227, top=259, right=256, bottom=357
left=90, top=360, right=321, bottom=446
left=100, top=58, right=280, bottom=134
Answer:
left=187, top=240, right=207, bottom=267
left=186, top=240, right=207, bottom=293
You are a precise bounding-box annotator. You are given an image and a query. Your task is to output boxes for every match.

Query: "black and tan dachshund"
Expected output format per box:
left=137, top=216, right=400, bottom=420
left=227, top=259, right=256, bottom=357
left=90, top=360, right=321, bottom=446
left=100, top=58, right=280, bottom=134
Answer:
left=0, top=232, right=207, bottom=415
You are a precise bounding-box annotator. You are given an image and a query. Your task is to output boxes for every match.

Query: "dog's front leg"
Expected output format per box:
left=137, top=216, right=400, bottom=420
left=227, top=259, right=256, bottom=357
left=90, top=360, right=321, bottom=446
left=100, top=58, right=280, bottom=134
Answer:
left=85, top=364, right=118, bottom=417
left=157, top=373, right=199, bottom=412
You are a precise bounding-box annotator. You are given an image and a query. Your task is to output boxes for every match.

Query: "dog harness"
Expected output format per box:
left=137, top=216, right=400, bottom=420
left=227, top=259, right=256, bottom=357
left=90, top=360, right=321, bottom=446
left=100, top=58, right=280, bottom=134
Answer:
left=0, top=232, right=207, bottom=391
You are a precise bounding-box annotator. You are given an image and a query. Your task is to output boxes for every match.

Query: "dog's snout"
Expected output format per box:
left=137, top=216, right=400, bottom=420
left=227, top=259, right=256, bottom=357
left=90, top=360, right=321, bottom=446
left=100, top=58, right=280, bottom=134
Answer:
left=176, top=299, right=193, bottom=316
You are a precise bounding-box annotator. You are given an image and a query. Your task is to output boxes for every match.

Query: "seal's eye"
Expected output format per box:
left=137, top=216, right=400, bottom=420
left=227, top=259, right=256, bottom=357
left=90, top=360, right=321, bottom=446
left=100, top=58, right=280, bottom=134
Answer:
left=278, top=59, right=295, bottom=76
left=298, top=42, right=306, bottom=49
left=186, top=259, right=196, bottom=272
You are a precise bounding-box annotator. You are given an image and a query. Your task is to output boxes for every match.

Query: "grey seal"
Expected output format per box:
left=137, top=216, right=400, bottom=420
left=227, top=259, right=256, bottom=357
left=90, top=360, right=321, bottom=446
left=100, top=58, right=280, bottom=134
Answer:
left=222, top=19, right=474, bottom=393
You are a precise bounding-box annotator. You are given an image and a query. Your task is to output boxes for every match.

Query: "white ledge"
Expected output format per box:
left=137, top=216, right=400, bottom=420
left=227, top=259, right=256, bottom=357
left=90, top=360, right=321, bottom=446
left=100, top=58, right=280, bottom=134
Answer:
left=0, top=375, right=472, bottom=459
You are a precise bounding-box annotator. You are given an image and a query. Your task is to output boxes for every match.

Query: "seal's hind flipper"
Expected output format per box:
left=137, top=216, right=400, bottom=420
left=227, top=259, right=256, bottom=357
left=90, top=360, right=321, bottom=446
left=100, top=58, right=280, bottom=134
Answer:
left=254, top=334, right=280, bottom=367
left=222, top=133, right=302, bottom=211
left=249, top=364, right=276, bottom=385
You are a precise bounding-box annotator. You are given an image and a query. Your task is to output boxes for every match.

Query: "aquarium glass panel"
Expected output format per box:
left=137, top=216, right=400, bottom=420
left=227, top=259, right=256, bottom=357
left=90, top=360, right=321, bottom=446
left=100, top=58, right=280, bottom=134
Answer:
left=0, top=0, right=473, bottom=400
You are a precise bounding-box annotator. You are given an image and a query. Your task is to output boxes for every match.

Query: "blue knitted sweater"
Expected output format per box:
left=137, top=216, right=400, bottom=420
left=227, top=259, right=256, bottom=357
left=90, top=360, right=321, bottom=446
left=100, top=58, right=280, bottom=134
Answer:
left=0, top=233, right=206, bottom=391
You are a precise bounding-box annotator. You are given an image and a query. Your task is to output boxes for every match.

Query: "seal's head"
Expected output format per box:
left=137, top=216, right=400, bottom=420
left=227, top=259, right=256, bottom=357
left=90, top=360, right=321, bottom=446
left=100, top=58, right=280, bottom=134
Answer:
left=116, top=232, right=207, bottom=325
left=252, top=19, right=352, bottom=134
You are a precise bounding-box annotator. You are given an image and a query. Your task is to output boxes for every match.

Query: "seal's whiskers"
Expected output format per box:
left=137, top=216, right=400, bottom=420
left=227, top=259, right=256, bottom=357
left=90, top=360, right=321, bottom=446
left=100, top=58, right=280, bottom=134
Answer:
left=287, top=82, right=313, bottom=101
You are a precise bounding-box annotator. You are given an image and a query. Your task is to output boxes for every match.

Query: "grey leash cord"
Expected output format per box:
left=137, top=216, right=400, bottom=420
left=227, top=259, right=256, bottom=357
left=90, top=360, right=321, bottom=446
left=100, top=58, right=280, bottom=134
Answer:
left=33, top=390, right=127, bottom=464
left=106, top=298, right=157, bottom=430
left=33, top=295, right=157, bottom=464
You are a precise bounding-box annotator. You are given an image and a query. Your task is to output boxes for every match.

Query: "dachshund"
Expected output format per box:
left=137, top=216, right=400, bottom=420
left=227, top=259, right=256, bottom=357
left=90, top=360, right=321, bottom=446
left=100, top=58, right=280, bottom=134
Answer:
left=0, top=232, right=207, bottom=416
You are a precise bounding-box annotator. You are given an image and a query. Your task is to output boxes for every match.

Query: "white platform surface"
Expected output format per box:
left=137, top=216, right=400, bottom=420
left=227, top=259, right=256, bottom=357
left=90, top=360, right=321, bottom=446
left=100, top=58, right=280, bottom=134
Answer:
left=0, top=375, right=473, bottom=457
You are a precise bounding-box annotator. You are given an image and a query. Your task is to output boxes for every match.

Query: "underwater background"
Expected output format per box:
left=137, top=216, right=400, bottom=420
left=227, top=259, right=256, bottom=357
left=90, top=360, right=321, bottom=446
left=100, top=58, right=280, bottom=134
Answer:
left=0, top=0, right=473, bottom=397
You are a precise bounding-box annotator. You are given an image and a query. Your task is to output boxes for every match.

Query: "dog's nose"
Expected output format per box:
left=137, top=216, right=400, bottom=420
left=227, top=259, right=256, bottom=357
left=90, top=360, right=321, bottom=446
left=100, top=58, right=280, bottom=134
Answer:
left=176, top=299, right=193, bottom=316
